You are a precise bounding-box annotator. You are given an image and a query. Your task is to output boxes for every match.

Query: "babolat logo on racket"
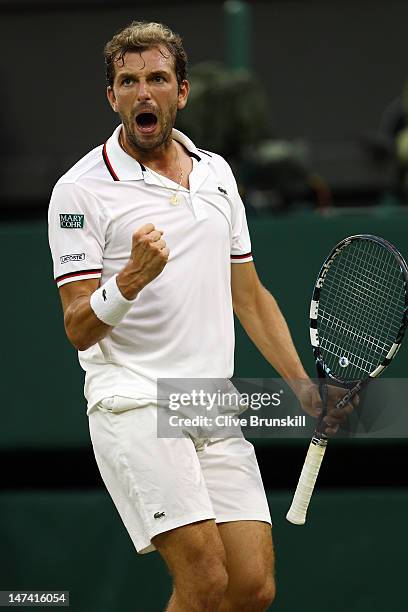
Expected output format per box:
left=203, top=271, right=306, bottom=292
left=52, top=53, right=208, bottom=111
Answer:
left=60, top=213, right=84, bottom=229
left=316, top=241, right=351, bottom=288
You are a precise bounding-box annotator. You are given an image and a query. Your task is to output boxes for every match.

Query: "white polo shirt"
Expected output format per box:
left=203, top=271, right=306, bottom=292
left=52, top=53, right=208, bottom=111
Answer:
left=48, top=125, right=253, bottom=413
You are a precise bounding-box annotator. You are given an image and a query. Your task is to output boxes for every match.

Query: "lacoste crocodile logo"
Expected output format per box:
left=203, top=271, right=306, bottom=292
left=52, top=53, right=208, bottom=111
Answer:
left=154, top=512, right=166, bottom=519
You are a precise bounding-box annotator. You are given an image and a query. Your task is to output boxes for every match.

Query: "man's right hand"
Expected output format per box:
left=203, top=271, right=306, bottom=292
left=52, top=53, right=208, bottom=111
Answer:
left=59, top=223, right=169, bottom=351
left=117, top=223, right=170, bottom=300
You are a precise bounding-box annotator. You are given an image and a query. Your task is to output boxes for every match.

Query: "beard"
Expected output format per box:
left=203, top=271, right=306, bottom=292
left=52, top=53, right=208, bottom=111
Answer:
left=121, top=99, right=178, bottom=153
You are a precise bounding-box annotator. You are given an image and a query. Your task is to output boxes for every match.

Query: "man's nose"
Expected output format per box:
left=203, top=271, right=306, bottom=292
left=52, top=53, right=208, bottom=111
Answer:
left=137, top=81, right=151, bottom=101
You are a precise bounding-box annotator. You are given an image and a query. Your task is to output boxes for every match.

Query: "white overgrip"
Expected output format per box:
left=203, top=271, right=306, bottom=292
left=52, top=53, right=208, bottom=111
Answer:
left=286, top=439, right=327, bottom=525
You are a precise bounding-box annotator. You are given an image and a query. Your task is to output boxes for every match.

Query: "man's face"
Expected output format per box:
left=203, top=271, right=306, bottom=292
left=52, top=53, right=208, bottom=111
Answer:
left=107, top=46, right=189, bottom=152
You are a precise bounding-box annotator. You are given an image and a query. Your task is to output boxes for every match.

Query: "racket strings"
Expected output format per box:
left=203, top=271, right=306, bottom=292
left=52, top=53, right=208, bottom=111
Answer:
left=317, top=239, right=405, bottom=380
left=319, top=262, right=402, bottom=376
left=319, top=248, right=403, bottom=377
left=326, top=241, right=402, bottom=324
left=318, top=314, right=389, bottom=361
left=323, top=244, right=402, bottom=344
left=333, top=241, right=401, bottom=326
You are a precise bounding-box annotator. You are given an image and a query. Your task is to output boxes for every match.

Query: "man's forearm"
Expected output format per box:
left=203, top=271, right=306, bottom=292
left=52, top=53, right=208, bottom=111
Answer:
left=62, top=267, right=144, bottom=351
left=64, top=295, right=111, bottom=351
left=234, top=284, right=309, bottom=389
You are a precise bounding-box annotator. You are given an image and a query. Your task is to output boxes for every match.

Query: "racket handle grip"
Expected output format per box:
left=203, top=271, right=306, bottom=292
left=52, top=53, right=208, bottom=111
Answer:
left=286, top=437, right=327, bottom=525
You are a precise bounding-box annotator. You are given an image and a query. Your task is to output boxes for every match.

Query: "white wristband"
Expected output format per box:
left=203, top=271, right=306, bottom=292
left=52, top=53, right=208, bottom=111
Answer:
left=90, top=274, right=135, bottom=326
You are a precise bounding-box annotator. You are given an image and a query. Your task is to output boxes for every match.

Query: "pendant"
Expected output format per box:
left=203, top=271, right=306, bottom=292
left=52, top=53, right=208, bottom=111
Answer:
left=170, top=194, right=180, bottom=206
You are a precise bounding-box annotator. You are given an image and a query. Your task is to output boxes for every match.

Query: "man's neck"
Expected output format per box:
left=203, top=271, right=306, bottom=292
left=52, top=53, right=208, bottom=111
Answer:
left=119, top=128, right=176, bottom=172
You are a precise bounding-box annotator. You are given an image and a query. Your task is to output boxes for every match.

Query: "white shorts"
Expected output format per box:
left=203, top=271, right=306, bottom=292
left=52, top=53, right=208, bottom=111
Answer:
left=88, top=397, right=271, bottom=554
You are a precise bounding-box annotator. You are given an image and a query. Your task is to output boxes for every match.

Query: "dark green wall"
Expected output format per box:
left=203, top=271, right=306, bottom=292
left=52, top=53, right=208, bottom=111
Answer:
left=236, top=210, right=408, bottom=380
left=1, top=489, right=407, bottom=612
left=2, top=212, right=408, bottom=610
left=2, top=211, right=407, bottom=448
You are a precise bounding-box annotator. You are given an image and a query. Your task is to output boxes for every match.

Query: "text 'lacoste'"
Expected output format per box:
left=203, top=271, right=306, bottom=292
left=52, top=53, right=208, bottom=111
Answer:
left=60, top=253, right=86, bottom=264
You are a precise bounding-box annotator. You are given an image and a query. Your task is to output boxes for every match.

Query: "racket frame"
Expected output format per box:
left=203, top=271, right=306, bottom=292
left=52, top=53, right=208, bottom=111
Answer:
left=310, top=234, right=408, bottom=391
left=286, top=234, right=408, bottom=525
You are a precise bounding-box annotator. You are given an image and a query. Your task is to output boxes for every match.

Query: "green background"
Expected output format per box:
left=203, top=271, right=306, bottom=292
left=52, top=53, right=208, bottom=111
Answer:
left=1, top=211, right=407, bottom=610
left=1, top=490, right=406, bottom=612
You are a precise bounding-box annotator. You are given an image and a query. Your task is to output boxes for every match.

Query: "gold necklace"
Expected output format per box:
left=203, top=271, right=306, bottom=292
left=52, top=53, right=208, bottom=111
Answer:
left=169, top=144, right=184, bottom=206
left=143, top=144, right=184, bottom=206
left=119, top=132, right=184, bottom=206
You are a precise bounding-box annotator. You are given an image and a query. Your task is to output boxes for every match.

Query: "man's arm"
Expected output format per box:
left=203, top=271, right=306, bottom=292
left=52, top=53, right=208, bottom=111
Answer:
left=231, top=262, right=353, bottom=432
left=231, top=261, right=314, bottom=400
left=60, top=223, right=169, bottom=351
left=231, top=262, right=308, bottom=382
left=60, top=278, right=110, bottom=351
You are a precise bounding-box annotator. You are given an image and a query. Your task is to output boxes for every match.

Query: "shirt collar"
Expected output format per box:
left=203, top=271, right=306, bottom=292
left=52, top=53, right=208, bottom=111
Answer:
left=102, top=124, right=207, bottom=182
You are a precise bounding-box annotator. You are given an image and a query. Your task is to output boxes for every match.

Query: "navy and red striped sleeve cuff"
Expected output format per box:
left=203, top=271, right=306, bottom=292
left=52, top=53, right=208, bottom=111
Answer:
left=55, top=268, right=102, bottom=288
left=230, top=252, right=253, bottom=263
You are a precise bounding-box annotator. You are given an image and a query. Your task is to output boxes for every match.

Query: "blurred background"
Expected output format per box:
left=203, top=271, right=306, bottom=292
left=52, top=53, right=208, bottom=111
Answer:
left=1, top=0, right=407, bottom=610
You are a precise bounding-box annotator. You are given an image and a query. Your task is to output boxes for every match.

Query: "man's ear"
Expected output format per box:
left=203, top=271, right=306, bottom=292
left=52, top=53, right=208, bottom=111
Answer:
left=107, top=86, right=118, bottom=112
left=177, top=79, right=190, bottom=110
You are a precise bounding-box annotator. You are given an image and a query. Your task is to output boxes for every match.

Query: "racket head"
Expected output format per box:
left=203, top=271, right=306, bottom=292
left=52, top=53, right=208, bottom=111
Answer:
left=310, top=234, right=408, bottom=386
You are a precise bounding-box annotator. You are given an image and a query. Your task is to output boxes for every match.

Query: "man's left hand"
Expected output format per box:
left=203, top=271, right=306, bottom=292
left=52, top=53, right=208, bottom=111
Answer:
left=294, top=380, right=358, bottom=437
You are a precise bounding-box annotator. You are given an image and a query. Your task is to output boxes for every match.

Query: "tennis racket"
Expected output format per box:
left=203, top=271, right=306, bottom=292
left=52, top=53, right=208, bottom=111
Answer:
left=286, top=234, right=408, bottom=525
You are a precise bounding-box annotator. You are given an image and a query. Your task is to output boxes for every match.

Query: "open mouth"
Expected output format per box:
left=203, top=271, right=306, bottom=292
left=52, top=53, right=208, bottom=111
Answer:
left=135, top=112, right=158, bottom=134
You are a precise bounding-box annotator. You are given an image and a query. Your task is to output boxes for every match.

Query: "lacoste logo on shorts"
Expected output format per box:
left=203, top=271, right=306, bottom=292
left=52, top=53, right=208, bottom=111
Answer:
left=218, top=186, right=227, bottom=195
left=154, top=512, right=166, bottom=519
left=60, top=253, right=86, bottom=264
left=102, top=289, right=107, bottom=301
left=60, top=213, right=84, bottom=229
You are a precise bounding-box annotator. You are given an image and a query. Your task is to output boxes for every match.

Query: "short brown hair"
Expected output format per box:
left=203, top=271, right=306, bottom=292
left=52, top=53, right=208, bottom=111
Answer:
left=104, top=21, right=188, bottom=88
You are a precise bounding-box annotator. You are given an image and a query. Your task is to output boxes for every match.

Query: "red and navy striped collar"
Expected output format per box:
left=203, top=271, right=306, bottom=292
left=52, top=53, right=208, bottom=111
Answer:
left=102, top=125, right=206, bottom=182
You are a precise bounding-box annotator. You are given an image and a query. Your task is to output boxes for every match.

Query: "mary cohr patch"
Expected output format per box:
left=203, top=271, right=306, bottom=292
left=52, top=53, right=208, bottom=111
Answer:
left=60, top=214, right=84, bottom=229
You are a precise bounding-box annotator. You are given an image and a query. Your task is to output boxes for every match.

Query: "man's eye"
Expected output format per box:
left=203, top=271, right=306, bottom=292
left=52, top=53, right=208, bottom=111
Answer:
left=153, top=75, right=165, bottom=83
left=122, top=77, right=133, bottom=86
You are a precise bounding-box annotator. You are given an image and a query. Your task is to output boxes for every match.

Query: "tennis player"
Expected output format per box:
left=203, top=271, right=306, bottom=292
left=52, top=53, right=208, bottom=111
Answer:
left=48, top=21, right=351, bottom=612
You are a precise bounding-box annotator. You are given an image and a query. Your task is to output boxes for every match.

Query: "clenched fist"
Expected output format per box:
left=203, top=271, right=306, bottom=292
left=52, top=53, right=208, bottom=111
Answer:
left=116, top=223, right=169, bottom=299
